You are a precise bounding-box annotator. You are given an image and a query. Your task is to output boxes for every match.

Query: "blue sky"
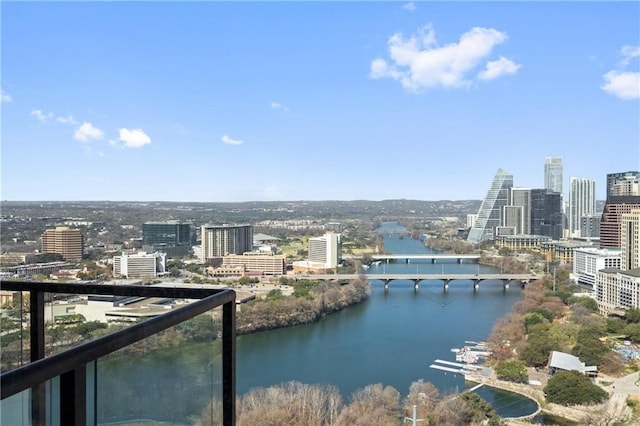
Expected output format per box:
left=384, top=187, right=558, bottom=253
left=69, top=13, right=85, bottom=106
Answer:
left=2, top=1, right=639, bottom=202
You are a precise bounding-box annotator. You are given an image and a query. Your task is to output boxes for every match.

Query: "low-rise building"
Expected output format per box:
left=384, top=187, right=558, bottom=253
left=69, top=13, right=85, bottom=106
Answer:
left=113, top=252, right=166, bottom=279
left=222, top=252, right=286, bottom=276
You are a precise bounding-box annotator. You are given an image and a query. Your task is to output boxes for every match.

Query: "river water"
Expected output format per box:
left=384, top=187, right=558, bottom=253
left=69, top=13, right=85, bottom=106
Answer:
left=237, top=222, right=538, bottom=417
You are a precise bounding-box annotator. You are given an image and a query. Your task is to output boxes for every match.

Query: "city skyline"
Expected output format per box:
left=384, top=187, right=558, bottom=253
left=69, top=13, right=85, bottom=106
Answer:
left=2, top=2, right=639, bottom=202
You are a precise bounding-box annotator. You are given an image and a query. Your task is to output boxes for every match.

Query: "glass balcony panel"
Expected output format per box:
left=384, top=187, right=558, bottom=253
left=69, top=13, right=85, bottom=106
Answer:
left=95, top=310, right=223, bottom=425
left=0, top=389, right=30, bottom=426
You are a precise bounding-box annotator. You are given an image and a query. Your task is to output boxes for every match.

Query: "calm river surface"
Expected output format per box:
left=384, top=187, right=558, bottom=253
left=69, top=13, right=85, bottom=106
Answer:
left=237, top=222, right=538, bottom=417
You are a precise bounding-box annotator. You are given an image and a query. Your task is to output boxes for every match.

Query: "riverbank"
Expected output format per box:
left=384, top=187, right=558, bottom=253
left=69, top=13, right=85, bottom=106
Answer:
left=236, top=276, right=370, bottom=334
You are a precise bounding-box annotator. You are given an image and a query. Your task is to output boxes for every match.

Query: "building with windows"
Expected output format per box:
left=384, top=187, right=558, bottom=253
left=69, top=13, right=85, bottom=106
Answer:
left=600, top=171, right=640, bottom=248
left=142, top=221, right=191, bottom=257
left=573, top=247, right=621, bottom=289
left=113, top=251, right=167, bottom=278
left=580, top=214, right=601, bottom=239
left=531, top=189, right=563, bottom=240
left=544, top=157, right=563, bottom=194
left=540, top=240, right=592, bottom=265
left=222, top=252, right=286, bottom=276
left=308, top=232, right=341, bottom=269
left=200, top=224, right=253, bottom=261
left=468, top=168, right=513, bottom=243
left=510, top=187, right=531, bottom=234
left=568, top=178, right=596, bottom=238
left=596, top=209, right=640, bottom=315
left=41, top=226, right=84, bottom=261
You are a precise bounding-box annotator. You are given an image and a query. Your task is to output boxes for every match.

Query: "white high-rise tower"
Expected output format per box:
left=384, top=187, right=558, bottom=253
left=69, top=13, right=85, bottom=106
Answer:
left=568, top=177, right=596, bottom=238
left=544, top=157, right=563, bottom=194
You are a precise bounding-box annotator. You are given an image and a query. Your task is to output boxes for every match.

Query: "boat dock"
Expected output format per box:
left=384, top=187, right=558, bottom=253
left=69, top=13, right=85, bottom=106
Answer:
left=429, top=364, right=469, bottom=375
left=433, top=359, right=482, bottom=370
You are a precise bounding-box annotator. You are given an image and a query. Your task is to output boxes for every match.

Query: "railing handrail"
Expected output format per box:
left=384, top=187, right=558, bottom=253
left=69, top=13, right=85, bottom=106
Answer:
left=0, top=281, right=235, bottom=400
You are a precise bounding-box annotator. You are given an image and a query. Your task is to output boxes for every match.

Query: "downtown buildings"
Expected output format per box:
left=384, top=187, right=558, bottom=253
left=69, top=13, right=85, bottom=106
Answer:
left=200, top=224, right=253, bottom=261
left=41, top=226, right=84, bottom=261
left=600, top=171, right=640, bottom=248
left=568, top=178, right=596, bottom=238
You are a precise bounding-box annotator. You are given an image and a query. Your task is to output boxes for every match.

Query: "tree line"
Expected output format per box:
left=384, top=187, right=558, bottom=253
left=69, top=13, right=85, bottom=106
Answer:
left=200, top=380, right=502, bottom=426
left=236, top=277, right=370, bottom=335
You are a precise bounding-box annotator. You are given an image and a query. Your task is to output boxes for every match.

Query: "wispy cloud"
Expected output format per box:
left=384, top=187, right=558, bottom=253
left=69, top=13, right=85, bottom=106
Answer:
left=118, top=128, right=151, bottom=148
left=601, top=45, right=640, bottom=100
left=1, top=90, right=12, bottom=104
left=30, top=109, right=54, bottom=122
left=57, top=114, right=78, bottom=125
left=402, top=2, right=417, bottom=12
left=270, top=101, right=289, bottom=112
left=370, top=24, right=520, bottom=92
left=74, top=122, right=104, bottom=142
left=221, top=134, right=243, bottom=145
left=478, top=56, right=522, bottom=80
left=620, top=45, right=640, bottom=66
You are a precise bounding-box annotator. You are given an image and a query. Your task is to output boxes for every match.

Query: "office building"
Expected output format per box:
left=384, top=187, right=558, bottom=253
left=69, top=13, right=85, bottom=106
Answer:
left=544, top=157, right=563, bottom=194
left=530, top=189, right=563, bottom=240
left=222, top=252, right=287, bottom=276
left=201, top=224, right=253, bottom=260
left=466, top=214, right=478, bottom=230
left=468, top=168, right=513, bottom=243
left=573, top=247, right=620, bottom=289
left=596, top=209, right=640, bottom=315
left=600, top=171, right=640, bottom=248
left=509, top=187, right=532, bottom=234
left=41, top=226, right=84, bottom=261
left=113, top=251, right=167, bottom=278
left=308, top=232, right=341, bottom=269
left=142, top=221, right=191, bottom=257
left=568, top=178, right=596, bottom=238
left=580, top=215, right=601, bottom=239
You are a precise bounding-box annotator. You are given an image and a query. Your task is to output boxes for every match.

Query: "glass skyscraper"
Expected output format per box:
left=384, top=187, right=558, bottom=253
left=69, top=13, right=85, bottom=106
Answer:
left=544, top=157, right=563, bottom=194
left=468, top=168, right=513, bottom=243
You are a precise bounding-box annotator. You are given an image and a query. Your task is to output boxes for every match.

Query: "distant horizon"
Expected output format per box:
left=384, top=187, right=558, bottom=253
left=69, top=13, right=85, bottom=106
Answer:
left=2, top=2, right=638, bottom=202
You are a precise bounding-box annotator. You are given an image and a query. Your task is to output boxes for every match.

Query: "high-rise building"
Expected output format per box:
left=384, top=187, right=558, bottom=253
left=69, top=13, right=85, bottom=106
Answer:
left=580, top=215, right=601, bottom=239
left=201, top=224, right=253, bottom=260
left=142, top=221, right=191, bottom=257
left=510, top=187, right=532, bottom=234
left=620, top=210, right=640, bottom=271
left=41, top=226, right=84, bottom=261
left=568, top=178, right=596, bottom=238
left=468, top=168, right=513, bottom=243
left=544, top=157, right=563, bottom=194
left=600, top=171, right=640, bottom=248
left=606, top=171, right=640, bottom=198
left=308, top=232, right=341, bottom=268
left=596, top=209, right=640, bottom=315
left=531, top=189, right=563, bottom=240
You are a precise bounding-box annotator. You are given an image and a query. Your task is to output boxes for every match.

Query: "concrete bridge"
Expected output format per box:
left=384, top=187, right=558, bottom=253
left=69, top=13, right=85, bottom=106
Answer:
left=369, top=254, right=481, bottom=263
left=294, top=273, right=538, bottom=290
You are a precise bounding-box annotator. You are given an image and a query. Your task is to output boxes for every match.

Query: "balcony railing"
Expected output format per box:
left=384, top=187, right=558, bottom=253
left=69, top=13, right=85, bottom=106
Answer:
left=0, top=280, right=236, bottom=425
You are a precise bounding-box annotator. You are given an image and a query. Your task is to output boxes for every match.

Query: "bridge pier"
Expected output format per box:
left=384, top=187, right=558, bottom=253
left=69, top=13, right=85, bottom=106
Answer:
left=458, top=258, right=462, bottom=264
left=443, top=279, right=449, bottom=290
left=384, top=280, right=389, bottom=290
left=413, top=279, right=419, bottom=290
left=503, top=280, right=509, bottom=290
left=474, top=280, right=479, bottom=291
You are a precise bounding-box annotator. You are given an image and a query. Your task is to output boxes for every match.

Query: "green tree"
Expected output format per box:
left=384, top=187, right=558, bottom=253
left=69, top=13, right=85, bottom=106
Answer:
left=568, top=296, right=599, bottom=313
left=622, top=323, right=640, bottom=343
left=521, top=331, right=559, bottom=367
left=265, top=289, right=284, bottom=301
left=606, top=317, right=626, bottom=334
left=626, top=308, right=640, bottom=324
left=544, top=371, right=607, bottom=406
left=495, top=360, right=529, bottom=383
left=523, top=312, right=548, bottom=333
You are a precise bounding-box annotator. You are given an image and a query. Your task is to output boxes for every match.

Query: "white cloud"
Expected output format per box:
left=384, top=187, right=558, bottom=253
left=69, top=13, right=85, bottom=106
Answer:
left=30, top=109, right=53, bottom=122
left=1, top=90, right=12, bottom=104
left=478, top=56, right=522, bottom=80
left=57, top=114, right=78, bottom=125
left=118, top=128, right=151, bottom=148
left=270, top=101, right=289, bottom=112
left=74, top=122, right=104, bottom=142
left=601, top=70, right=640, bottom=100
left=620, top=45, right=640, bottom=66
left=402, top=2, right=417, bottom=12
left=370, top=24, right=519, bottom=92
left=221, top=134, right=243, bottom=145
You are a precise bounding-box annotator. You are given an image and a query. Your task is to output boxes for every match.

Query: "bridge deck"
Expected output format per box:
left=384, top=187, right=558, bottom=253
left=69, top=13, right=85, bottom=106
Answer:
left=295, top=273, right=537, bottom=281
